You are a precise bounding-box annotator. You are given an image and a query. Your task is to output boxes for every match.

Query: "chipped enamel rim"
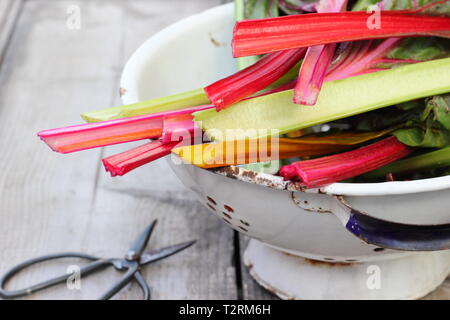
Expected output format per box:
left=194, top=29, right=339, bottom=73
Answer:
left=120, top=3, right=450, bottom=197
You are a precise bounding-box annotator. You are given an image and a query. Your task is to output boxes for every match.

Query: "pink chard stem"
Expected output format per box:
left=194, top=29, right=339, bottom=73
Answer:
left=279, top=136, right=414, bottom=188
left=103, top=114, right=201, bottom=177
left=325, top=38, right=402, bottom=81
left=294, top=0, right=348, bottom=105
left=37, top=104, right=211, bottom=153
left=103, top=140, right=179, bottom=177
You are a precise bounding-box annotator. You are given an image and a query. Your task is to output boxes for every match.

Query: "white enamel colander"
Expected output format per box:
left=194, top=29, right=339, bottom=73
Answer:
left=119, top=3, right=450, bottom=299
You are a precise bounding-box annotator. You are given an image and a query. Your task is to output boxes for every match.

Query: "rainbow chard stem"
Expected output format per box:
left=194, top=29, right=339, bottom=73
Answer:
left=232, top=9, right=450, bottom=57
left=81, top=88, right=210, bottom=123
left=294, top=0, right=348, bottom=105
left=38, top=104, right=211, bottom=153
left=279, top=136, right=414, bottom=187
left=162, top=113, right=200, bottom=144
left=205, top=48, right=306, bottom=110
left=325, top=38, right=405, bottom=81
left=103, top=140, right=179, bottom=177
left=294, top=44, right=337, bottom=105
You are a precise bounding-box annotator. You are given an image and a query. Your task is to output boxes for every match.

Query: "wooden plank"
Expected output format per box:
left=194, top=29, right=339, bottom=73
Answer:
left=89, top=0, right=236, bottom=299
left=422, top=276, right=450, bottom=300
left=0, top=0, right=23, bottom=66
left=0, top=0, right=126, bottom=300
left=0, top=0, right=234, bottom=300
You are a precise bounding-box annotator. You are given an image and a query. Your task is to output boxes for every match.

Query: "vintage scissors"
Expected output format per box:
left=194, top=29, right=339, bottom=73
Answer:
left=0, top=220, right=195, bottom=300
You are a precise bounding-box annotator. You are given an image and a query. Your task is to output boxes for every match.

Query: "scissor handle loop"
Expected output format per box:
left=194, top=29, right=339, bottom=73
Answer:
left=0, top=252, right=108, bottom=299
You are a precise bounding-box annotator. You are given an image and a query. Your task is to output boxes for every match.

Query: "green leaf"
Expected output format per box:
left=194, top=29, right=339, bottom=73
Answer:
left=393, top=95, right=450, bottom=147
left=428, top=94, right=450, bottom=130
left=388, top=37, right=450, bottom=61
left=352, top=0, right=380, bottom=11
left=352, top=0, right=444, bottom=11
left=393, top=122, right=450, bottom=147
left=351, top=107, right=421, bottom=131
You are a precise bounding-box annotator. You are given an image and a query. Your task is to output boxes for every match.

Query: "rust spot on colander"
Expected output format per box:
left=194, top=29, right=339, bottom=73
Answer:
left=301, top=257, right=355, bottom=267
left=240, top=220, right=250, bottom=227
left=290, top=192, right=332, bottom=214
left=211, top=165, right=312, bottom=193
left=209, top=33, right=224, bottom=47
left=241, top=170, right=258, bottom=180
left=213, top=166, right=240, bottom=180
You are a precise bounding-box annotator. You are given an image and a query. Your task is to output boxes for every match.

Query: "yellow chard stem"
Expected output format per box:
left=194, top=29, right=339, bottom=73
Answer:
left=172, top=129, right=392, bottom=168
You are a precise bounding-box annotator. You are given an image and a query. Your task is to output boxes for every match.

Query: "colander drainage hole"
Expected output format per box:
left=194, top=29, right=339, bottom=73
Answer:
left=206, top=203, right=216, bottom=211
left=240, top=220, right=250, bottom=227
left=222, top=212, right=232, bottom=220
left=238, top=226, right=248, bottom=232
left=373, top=247, right=385, bottom=252
left=324, top=258, right=335, bottom=261
left=206, top=196, right=217, bottom=205
left=223, top=205, right=234, bottom=213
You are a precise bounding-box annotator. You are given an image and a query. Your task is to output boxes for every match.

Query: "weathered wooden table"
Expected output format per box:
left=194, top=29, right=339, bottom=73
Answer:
left=0, top=0, right=449, bottom=300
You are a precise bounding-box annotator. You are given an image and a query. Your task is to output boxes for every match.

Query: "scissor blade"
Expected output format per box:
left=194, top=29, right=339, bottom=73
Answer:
left=126, top=220, right=158, bottom=261
left=139, top=240, right=196, bottom=265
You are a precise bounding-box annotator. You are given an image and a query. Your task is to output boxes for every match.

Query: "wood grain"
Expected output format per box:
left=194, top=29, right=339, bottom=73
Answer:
left=0, top=0, right=23, bottom=66
left=0, top=0, right=235, bottom=300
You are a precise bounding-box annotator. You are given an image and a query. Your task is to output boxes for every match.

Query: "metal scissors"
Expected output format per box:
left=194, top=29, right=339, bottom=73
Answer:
left=0, top=220, right=195, bottom=300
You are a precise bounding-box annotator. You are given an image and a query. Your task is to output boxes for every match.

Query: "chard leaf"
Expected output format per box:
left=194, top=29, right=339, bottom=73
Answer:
left=393, top=94, right=450, bottom=147
left=427, top=94, right=450, bottom=129
left=393, top=122, right=450, bottom=147
left=395, top=99, right=424, bottom=111
left=388, top=37, right=450, bottom=61
left=352, top=0, right=445, bottom=11
left=277, top=0, right=319, bottom=14
left=237, top=0, right=279, bottom=20
left=352, top=107, right=421, bottom=131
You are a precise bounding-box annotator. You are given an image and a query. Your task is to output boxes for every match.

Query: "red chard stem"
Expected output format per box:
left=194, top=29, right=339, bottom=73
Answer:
left=102, top=140, right=179, bottom=177
left=232, top=11, right=450, bottom=57
left=204, top=48, right=306, bottom=110
left=279, top=136, right=414, bottom=187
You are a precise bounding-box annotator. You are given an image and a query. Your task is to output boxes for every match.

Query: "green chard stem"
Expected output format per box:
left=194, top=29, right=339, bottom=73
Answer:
left=194, top=58, right=450, bottom=141
left=80, top=61, right=301, bottom=124
left=81, top=88, right=209, bottom=123
left=364, top=147, right=450, bottom=178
